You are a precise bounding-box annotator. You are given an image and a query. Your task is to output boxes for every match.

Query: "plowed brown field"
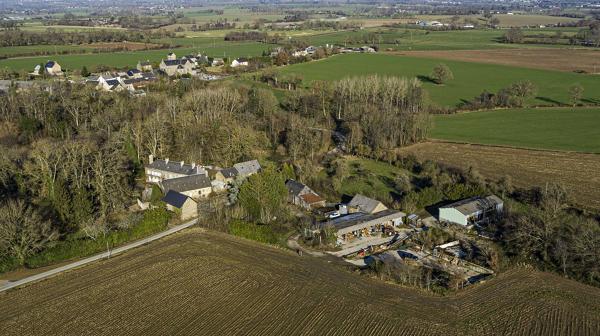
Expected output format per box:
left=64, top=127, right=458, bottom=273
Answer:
left=1, top=229, right=599, bottom=336
left=399, top=142, right=600, bottom=209
left=395, top=49, right=600, bottom=73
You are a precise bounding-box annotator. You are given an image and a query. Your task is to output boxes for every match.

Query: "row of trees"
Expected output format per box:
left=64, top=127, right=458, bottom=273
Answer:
left=333, top=75, right=430, bottom=151
left=465, top=81, right=537, bottom=110
left=0, top=28, right=175, bottom=47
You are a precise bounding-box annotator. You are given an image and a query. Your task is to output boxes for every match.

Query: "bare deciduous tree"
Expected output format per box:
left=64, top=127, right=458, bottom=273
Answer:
left=0, top=200, right=58, bottom=264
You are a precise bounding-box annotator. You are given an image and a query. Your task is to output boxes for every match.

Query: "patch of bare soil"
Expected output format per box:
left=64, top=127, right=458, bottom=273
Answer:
left=395, top=48, right=600, bottom=73
left=1, top=229, right=599, bottom=335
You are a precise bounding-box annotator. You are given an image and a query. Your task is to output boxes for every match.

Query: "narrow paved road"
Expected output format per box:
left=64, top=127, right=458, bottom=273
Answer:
left=0, top=218, right=198, bottom=293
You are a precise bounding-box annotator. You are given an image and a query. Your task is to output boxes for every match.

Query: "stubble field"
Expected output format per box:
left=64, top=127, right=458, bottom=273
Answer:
left=398, top=142, right=600, bottom=209
left=1, top=228, right=599, bottom=335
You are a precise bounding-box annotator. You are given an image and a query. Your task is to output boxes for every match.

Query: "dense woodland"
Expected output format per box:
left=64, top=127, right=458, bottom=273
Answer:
left=0, top=74, right=598, bottom=288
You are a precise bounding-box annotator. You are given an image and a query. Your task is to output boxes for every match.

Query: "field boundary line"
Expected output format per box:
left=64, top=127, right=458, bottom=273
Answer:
left=426, top=139, right=600, bottom=155
left=439, top=105, right=600, bottom=116
left=0, top=218, right=198, bottom=293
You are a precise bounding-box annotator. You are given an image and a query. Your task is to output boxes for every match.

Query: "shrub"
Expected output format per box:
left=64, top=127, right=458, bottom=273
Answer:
left=228, top=220, right=279, bottom=245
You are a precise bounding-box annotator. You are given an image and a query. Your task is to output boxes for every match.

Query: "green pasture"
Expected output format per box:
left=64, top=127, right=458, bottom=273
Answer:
left=301, top=28, right=579, bottom=51
left=279, top=53, right=600, bottom=107
left=431, top=107, right=600, bottom=153
left=0, top=42, right=272, bottom=72
left=179, top=6, right=286, bottom=24
left=0, top=44, right=99, bottom=58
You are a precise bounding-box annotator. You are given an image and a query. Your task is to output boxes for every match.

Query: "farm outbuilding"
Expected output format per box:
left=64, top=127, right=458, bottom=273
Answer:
left=347, top=194, right=388, bottom=214
left=162, top=190, right=198, bottom=221
left=325, top=209, right=405, bottom=245
left=438, top=195, right=503, bottom=226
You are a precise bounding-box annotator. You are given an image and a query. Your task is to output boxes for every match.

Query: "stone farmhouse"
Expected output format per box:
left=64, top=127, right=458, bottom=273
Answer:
left=285, top=179, right=326, bottom=210
left=160, top=174, right=212, bottom=199
left=145, top=155, right=207, bottom=183
left=159, top=58, right=195, bottom=77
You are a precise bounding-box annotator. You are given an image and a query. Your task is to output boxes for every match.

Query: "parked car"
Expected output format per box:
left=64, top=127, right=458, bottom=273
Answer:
left=328, top=211, right=340, bottom=219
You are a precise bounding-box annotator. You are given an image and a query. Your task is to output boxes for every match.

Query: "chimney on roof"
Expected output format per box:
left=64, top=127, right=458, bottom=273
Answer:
left=148, top=154, right=154, bottom=164
left=191, top=162, right=196, bottom=169
left=180, top=161, right=184, bottom=167
left=165, top=158, right=169, bottom=164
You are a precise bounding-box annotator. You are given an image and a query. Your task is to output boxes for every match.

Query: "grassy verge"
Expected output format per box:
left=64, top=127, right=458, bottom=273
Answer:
left=228, top=220, right=282, bottom=245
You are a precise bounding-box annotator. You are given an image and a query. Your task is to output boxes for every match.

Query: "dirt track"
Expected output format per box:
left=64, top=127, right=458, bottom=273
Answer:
left=394, top=49, right=600, bottom=73
left=398, top=141, right=600, bottom=209
left=1, top=228, right=599, bottom=335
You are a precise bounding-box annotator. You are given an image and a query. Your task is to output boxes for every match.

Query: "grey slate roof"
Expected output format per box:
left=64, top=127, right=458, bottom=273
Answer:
left=161, top=174, right=212, bottom=193
left=163, top=59, right=189, bottom=67
left=285, top=179, right=310, bottom=197
left=220, top=167, right=239, bottom=178
left=162, top=190, right=192, bottom=208
left=105, top=78, right=120, bottom=86
left=146, top=159, right=198, bottom=175
left=325, top=209, right=405, bottom=235
left=440, top=195, right=503, bottom=216
left=123, top=78, right=142, bottom=85
left=348, top=194, right=387, bottom=214
left=233, top=160, right=261, bottom=176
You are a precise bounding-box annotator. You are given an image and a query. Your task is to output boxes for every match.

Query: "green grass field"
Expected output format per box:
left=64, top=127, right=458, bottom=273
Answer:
left=430, top=107, right=600, bottom=153
left=0, top=44, right=99, bottom=58
left=0, top=42, right=272, bottom=72
left=279, top=53, right=600, bottom=107
left=300, top=27, right=579, bottom=51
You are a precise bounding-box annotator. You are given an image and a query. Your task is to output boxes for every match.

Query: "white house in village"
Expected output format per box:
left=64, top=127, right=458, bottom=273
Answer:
left=231, top=58, right=249, bottom=68
left=438, top=195, right=504, bottom=226
left=44, top=61, right=63, bottom=76
left=86, top=75, right=133, bottom=93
